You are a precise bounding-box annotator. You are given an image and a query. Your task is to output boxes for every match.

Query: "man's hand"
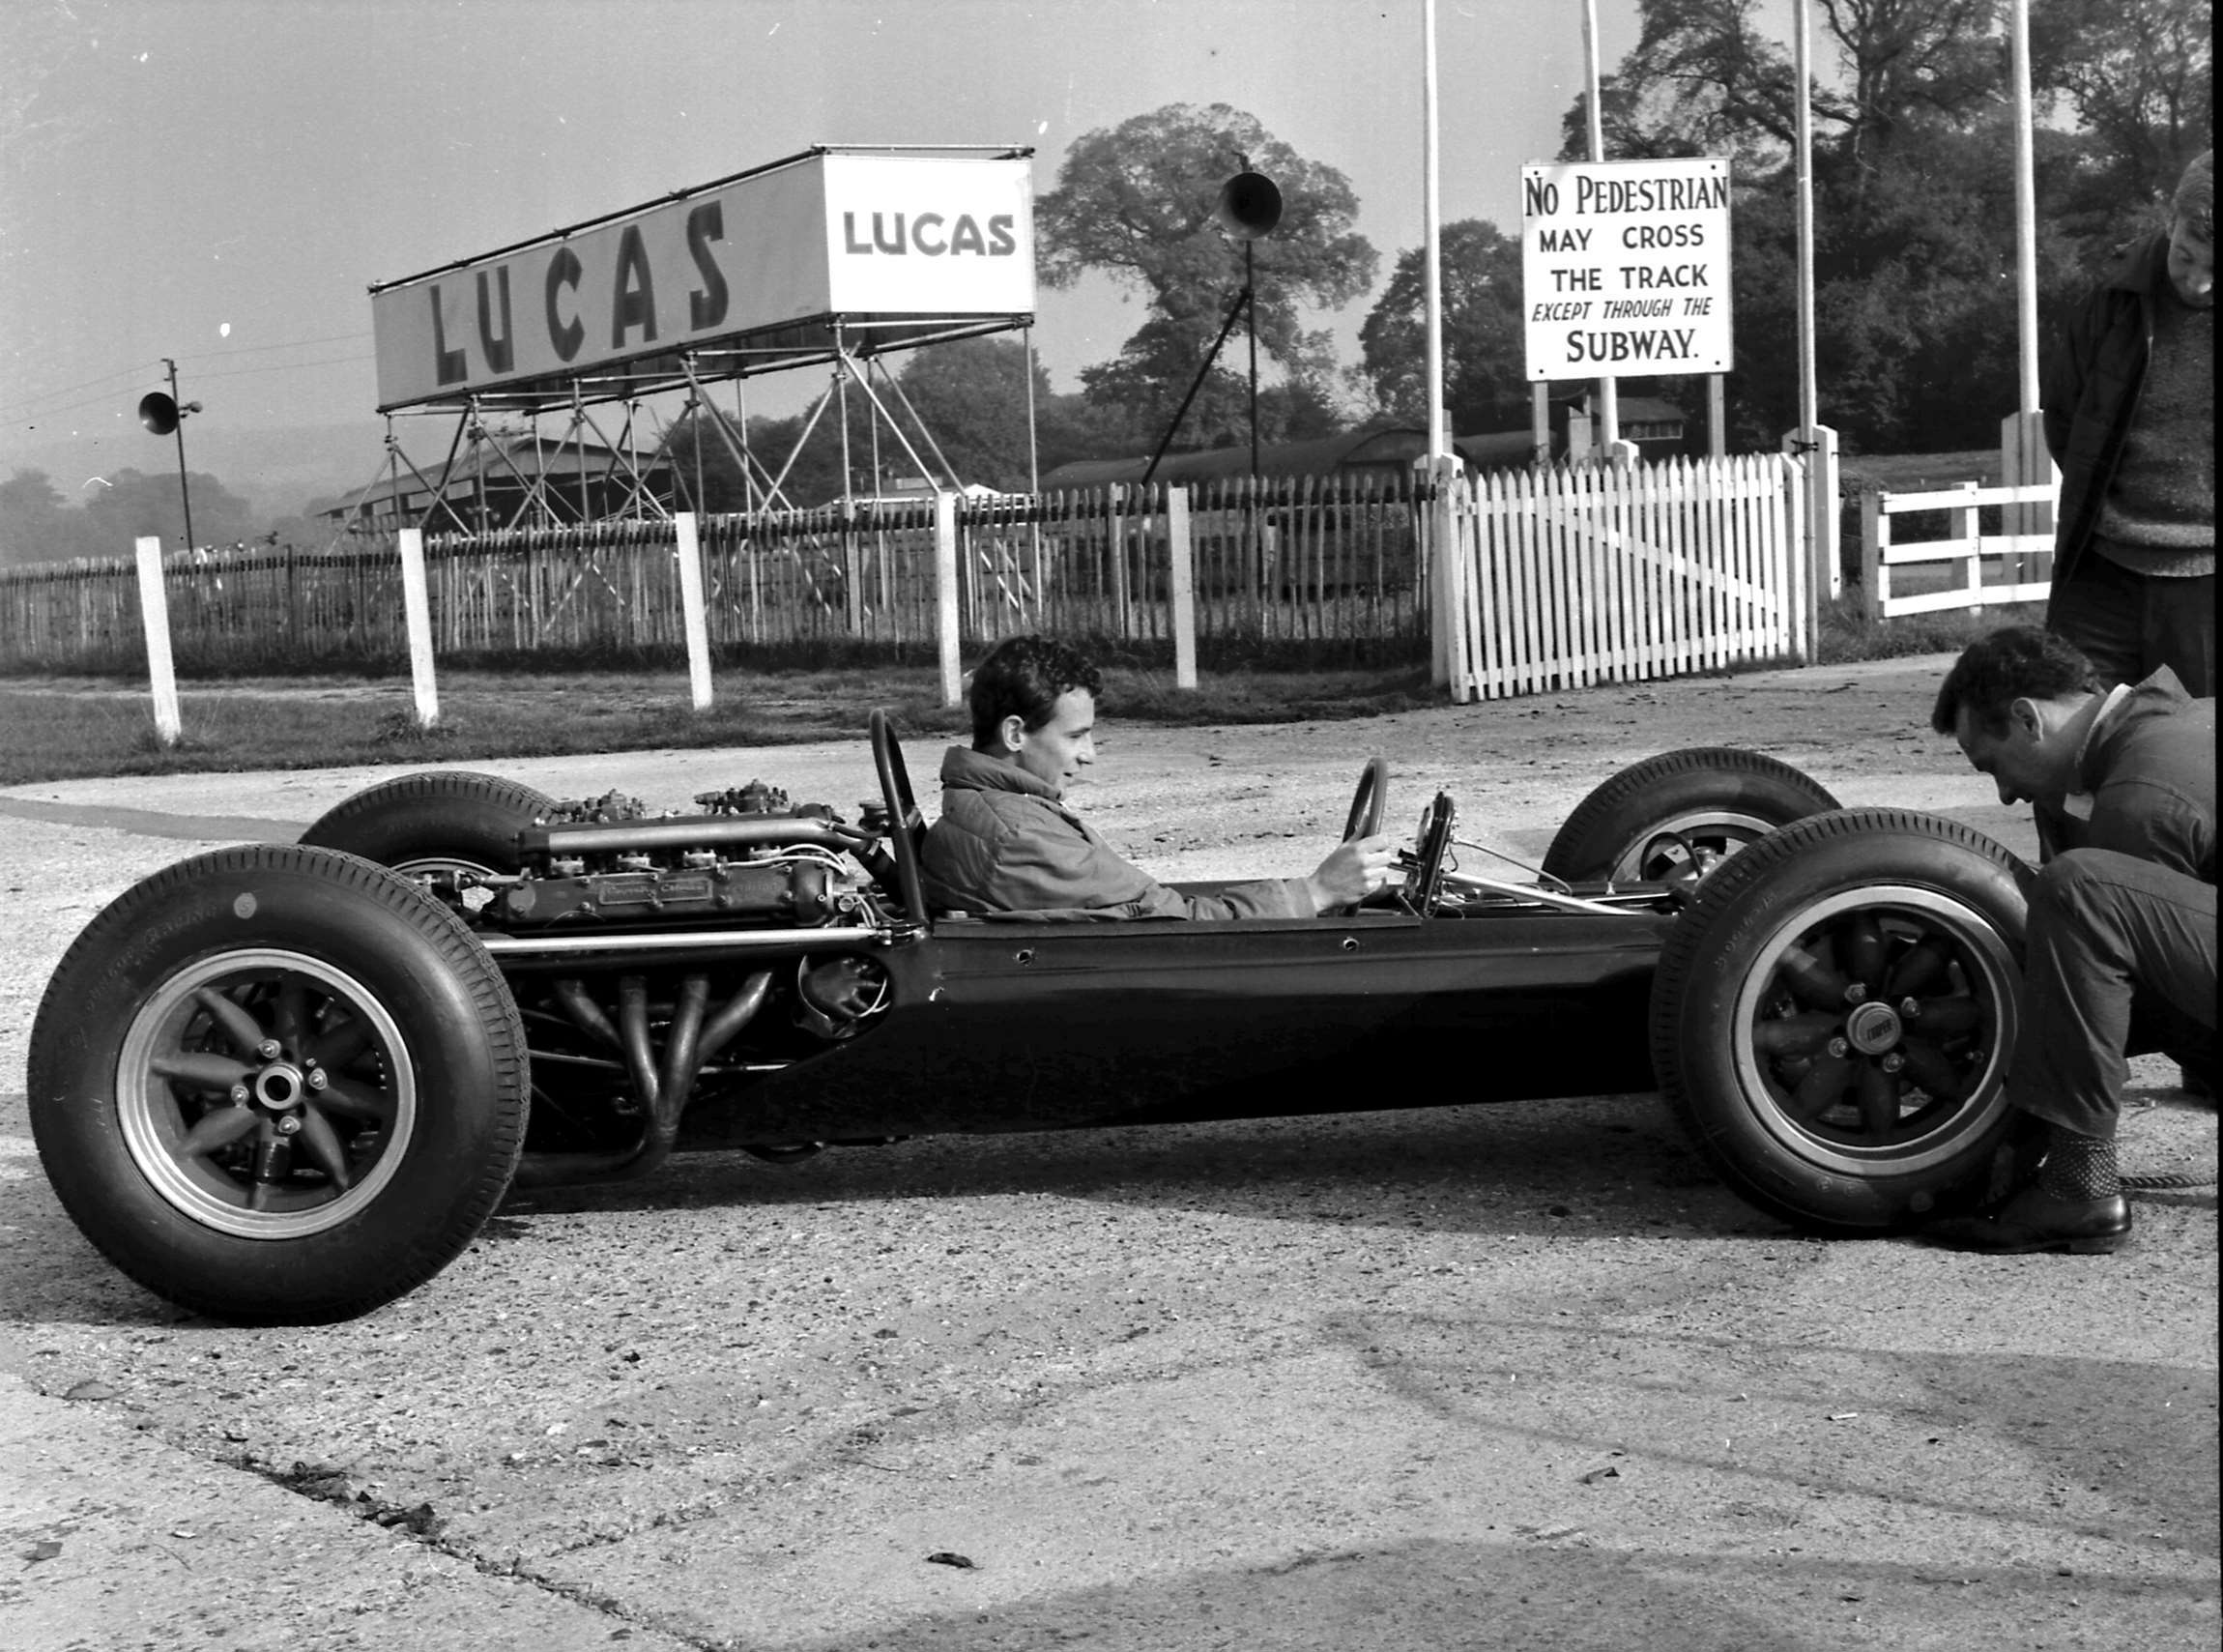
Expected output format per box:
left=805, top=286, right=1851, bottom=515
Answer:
left=1306, top=833, right=1400, bottom=912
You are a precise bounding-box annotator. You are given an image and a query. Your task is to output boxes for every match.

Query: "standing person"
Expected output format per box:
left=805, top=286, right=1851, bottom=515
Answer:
left=1925, top=627, right=2214, bottom=1255
left=2041, top=149, right=2213, bottom=697
left=921, top=634, right=1397, bottom=919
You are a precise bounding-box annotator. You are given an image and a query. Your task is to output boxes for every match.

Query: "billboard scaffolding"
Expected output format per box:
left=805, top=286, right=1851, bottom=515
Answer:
left=340, top=145, right=1036, bottom=536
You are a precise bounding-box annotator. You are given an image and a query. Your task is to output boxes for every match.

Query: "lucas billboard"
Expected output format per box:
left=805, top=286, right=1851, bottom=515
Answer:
left=370, top=149, right=1035, bottom=410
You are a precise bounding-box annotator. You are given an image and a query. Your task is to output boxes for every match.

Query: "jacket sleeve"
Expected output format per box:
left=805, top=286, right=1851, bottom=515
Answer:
left=2089, top=780, right=2217, bottom=886
left=996, top=817, right=1315, bottom=920
left=2040, top=285, right=2104, bottom=467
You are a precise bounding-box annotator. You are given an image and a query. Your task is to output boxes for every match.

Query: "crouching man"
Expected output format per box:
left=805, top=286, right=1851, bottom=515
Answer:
left=922, top=635, right=1398, bottom=920
left=1925, top=626, right=2214, bottom=1254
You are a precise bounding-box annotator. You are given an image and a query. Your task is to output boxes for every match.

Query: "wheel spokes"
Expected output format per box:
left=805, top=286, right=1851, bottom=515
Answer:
left=1789, top=1053, right=1854, bottom=1118
left=1907, top=997, right=1981, bottom=1037
left=308, top=1012, right=373, bottom=1071
left=1753, top=1012, right=1843, bottom=1058
left=310, top=1075, right=392, bottom=1125
left=1841, top=914, right=1889, bottom=995
left=150, top=1051, right=253, bottom=1092
left=1778, top=942, right=1852, bottom=1009
left=1897, top=1035, right=1967, bottom=1101
left=1856, top=1064, right=1898, bottom=1138
left=192, top=986, right=267, bottom=1056
left=294, top=1108, right=355, bottom=1191
left=180, top=1105, right=262, bottom=1156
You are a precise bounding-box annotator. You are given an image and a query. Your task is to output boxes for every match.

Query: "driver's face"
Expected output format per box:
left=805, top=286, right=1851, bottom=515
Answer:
left=1011, top=688, right=1096, bottom=797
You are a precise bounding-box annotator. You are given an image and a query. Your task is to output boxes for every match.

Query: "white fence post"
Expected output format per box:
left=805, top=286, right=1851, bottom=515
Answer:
left=1782, top=424, right=1841, bottom=601
left=1167, top=484, right=1198, bottom=690
left=935, top=490, right=962, bottom=708
left=1427, top=456, right=1461, bottom=694
left=1999, top=409, right=2056, bottom=586
left=674, top=511, right=713, bottom=710
left=131, top=536, right=182, bottom=746
left=396, top=529, right=439, bottom=730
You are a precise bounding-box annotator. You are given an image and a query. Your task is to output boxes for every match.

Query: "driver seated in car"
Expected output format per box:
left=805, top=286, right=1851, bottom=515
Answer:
left=922, top=634, right=1398, bottom=920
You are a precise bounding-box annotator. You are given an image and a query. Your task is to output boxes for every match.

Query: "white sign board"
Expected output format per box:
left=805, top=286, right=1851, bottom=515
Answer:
left=1521, top=157, right=1732, bottom=381
left=371, top=151, right=1034, bottom=410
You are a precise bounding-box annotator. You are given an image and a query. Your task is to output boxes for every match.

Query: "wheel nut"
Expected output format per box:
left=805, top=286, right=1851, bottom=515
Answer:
left=229, top=1083, right=250, bottom=1104
left=1898, top=998, right=1921, bottom=1018
left=1827, top=1037, right=1850, bottom=1058
left=305, top=1068, right=329, bottom=1091
left=257, top=1039, right=282, bottom=1059
left=275, top=1115, right=303, bottom=1136
left=1843, top=982, right=1868, bottom=1004
left=1880, top=1052, right=1906, bottom=1074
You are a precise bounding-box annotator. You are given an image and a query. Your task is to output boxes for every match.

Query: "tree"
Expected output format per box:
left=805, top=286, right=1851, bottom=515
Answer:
left=1356, top=219, right=1532, bottom=435
left=2032, top=0, right=2212, bottom=252
left=1036, top=103, right=1377, bottom=439
left=0, top=469, right=106, bottom=565
left=80, top=467, right=255, bottom=553
left=1564, top=0, right=2196, bottom=451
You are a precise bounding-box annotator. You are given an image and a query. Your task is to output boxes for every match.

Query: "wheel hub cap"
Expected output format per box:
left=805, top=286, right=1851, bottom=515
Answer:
left=1844, top=1000, right=1902, bottom=1056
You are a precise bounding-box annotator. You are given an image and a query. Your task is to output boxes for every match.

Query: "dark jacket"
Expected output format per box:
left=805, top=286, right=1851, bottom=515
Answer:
left=2041, top=232, right=2172, bottom=587
left=2072, top=666, right=2216, bottom=885
left=920, top=746, right=1317, bottom=921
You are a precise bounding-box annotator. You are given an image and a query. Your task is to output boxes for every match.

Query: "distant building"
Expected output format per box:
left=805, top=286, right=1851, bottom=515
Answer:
left=317, top=433, right=675, bottom=534
left=1038, top=426, right=1479, bottom=490
left=1550, top=391, right=1692, bottom=463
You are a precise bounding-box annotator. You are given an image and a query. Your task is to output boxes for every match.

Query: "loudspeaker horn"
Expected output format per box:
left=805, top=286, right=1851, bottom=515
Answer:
left=1215, top=169, right=1282, bottom=240
left=139, top=391, right=180, bottom=436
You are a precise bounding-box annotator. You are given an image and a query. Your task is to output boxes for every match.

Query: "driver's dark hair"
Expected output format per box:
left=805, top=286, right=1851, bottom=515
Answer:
left=967, top=634, right=1103, bottom=748
left=1930, top=626, right=2099, bottom=737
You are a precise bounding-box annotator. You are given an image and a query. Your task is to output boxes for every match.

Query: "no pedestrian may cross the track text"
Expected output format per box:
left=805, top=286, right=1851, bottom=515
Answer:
left=1521, top=158, right=1733, bottom=380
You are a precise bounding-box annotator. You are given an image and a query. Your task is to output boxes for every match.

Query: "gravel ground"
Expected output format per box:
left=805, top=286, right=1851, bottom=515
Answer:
left=0, top=654, right=2213, bottom=1651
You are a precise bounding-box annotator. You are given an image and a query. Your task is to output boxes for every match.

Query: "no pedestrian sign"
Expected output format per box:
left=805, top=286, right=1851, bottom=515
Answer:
left=1521, top=157, right=1733, bottom=381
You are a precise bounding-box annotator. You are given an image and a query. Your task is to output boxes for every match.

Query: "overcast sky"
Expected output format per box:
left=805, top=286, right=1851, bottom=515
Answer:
left=3, top=0, right=1666, bottom=471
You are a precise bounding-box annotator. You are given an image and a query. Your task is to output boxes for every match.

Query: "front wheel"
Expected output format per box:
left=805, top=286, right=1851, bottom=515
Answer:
left=28, top=845, right=529, bottom=1322
left=1544, top=747, right=1840, bottom=886
left=1649, top=809, right=2029, bottom=1233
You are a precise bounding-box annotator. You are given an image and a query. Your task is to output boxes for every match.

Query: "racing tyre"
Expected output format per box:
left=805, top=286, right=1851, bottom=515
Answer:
left=1649, top=808, right=2029, bottom=1232
left=1542, top=747, right=1840, bottom=886
left=27, top=845, right=529, bottom=1323
left=301, top=770, right=554, bottom=875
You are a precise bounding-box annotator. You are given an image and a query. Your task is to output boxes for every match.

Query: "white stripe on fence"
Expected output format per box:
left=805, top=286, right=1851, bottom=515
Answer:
left=1448, top=454, right=1809, bottom=700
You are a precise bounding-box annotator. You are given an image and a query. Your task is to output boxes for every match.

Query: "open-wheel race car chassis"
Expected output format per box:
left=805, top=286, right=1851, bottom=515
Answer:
left=28, top=718, right=2034, bottom=1322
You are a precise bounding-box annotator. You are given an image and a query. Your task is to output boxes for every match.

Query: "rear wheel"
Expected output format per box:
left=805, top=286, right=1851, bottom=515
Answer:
left=301, top=770, right=554, bottom=876
left=28, top=845, right=528, bottom=1322
left=1544, top=747, right=1839, bottom=887
left=1649, top=808, right=2029, bottom=1232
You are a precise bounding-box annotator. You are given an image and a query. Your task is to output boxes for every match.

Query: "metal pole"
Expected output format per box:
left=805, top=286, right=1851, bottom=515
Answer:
left=2009, top=0, right=2039, bottom=412
left=1793, top=1, right=1818, bottom=441
left=1580, top=0, right=1618, bottom=453
left=1422, top=0, right=1447, bottom=461
left=1245, top=240, right=1262, bottom=478
left=163, top=359, right=196, bottom=550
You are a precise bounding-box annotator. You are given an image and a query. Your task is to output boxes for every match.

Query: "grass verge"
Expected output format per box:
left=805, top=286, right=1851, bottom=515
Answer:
left=0, top=602, right=2037, bottom=787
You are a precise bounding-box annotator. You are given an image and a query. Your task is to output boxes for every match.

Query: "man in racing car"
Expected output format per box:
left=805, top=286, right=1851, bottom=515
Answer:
left=1924, top=625, right=2214, bottom=1254
left=921, top=634, right=1399, bottom=919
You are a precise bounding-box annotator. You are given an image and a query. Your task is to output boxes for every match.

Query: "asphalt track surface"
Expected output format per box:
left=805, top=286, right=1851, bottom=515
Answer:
left=1, top=655, right=2213, bottom=1651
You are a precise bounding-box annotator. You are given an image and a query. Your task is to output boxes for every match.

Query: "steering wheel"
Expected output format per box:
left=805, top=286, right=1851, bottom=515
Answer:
left=1402, top=792, right=1458, bottom=913
left=1343, top=757, right=1390, bottom=841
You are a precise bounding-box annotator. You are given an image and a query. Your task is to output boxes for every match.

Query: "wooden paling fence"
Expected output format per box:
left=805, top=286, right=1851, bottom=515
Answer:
left=1859, top=479, right=2055, bottom=620
left=1444, top=454, right=1811, bottom=699
left=0, top=475, right=1430, bottom=673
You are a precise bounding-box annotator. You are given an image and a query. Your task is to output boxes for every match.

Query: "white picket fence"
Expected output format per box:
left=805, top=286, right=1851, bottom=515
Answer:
left=1860, top=479, right=2056, bottom=620
left=1443, top=453, right=1811, bottom=700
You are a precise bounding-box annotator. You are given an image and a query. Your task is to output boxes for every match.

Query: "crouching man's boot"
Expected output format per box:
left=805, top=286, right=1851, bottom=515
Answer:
left=1922, top=1123, right=2132, bottom=1255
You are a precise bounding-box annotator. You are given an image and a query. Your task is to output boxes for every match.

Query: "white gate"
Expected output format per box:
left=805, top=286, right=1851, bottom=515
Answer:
left=1446, top=454, right=1810, bottom=700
